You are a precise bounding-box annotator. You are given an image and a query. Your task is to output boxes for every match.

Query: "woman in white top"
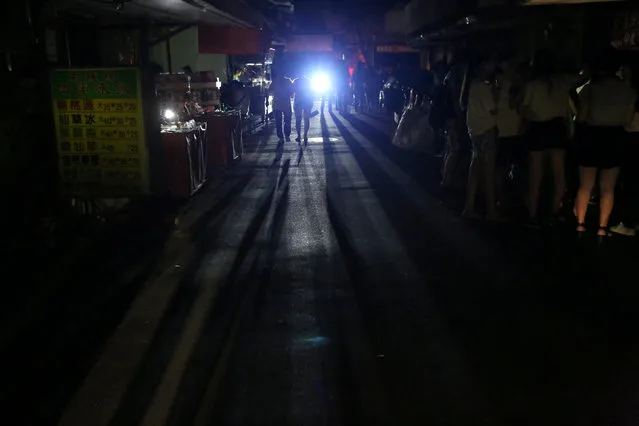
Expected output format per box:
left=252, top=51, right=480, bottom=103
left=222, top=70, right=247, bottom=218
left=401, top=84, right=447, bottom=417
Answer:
left=611, top=65, right=639, bottom=237
left=462, top=56, right=500, bottom=220
left=575, top=56, right=637, bottom=241
left=521, top=50, right=585, bottom=226
left=495, top=58, right=525, bottom=211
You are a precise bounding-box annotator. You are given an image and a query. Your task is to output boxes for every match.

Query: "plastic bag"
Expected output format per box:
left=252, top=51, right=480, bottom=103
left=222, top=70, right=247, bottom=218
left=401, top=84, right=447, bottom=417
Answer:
left=392, top=104, right=435, bottom=153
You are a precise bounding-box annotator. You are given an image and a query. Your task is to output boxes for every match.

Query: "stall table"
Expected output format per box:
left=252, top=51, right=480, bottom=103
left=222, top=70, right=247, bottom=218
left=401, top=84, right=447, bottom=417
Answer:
left=161, top=123, right=207, bottom=198
left=205, top=110, right=243, bottom=171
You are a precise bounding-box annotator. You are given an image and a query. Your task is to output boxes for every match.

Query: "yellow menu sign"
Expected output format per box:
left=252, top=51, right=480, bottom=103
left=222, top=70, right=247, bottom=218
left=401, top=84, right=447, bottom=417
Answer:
left=51, top=68, right=148, bottom=196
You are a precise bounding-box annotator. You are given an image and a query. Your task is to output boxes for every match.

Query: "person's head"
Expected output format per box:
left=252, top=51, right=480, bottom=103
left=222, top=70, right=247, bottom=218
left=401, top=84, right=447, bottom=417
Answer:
left=475, top=55, right=496, bottom=79
left=531, top=49, right=556, bottom=78
left=590, top=47, right=621, bottom=78
left=431, top=61, right=448, bottom=85
left=498, top=51, right=516, bottom=74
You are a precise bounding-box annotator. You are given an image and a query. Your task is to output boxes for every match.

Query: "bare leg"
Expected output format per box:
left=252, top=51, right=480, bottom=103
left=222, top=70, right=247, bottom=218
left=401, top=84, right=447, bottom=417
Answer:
left=549, top=148, right=566, bottom=215
left=527, top=151, right=544, bottom=219
left=483, top=147, right=499, bottom=218
left=598, top=167, right=621, bottom=232
left=495, top=165, right=507, bottom=210
left=295, top=107, right=303, bottom=140
left=303, top=108, right=311, bottom=140
left=441, top=120, right=459, bottom=188
left=463, top=151, right=481, bottom=217
left=574, top=166, right=597, bottom=227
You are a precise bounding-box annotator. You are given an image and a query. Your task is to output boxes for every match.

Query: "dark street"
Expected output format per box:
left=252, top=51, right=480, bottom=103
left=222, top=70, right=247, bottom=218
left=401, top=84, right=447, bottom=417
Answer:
left=5, top=106, right=639, bottom=426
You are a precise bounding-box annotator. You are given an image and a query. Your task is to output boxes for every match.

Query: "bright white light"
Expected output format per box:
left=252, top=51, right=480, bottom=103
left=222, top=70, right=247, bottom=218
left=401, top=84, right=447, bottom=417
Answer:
left=163, top=109, right=176, bottom=120
left=311, top=73, right=331, bottom=94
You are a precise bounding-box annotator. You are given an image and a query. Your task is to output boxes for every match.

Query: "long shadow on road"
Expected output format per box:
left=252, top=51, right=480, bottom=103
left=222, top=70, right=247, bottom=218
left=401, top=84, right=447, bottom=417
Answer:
left=328, top=110, right=639, bottom=426
left=0, top=199, right=179, bottom=426
left=109, top=144, right=288, bottom=426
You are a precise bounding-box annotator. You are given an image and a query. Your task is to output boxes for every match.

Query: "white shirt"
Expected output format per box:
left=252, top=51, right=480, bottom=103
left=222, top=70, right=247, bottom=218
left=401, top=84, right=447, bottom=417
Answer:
left=495, top=78, right=522, bottom=137
left=522, top=74, right=579, bottom=122
left=467, top=80, right=497, bottom=137
left=577, top=77, right=637, bottom=127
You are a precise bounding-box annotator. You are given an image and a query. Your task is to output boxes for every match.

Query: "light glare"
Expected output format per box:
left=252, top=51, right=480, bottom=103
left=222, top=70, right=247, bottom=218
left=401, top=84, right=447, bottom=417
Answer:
left=311, top=73, right=331, bottom=94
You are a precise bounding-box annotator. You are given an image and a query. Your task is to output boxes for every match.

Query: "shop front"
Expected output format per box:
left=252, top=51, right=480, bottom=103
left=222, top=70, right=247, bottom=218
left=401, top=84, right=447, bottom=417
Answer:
left=48, top=0, right=272, bottom=202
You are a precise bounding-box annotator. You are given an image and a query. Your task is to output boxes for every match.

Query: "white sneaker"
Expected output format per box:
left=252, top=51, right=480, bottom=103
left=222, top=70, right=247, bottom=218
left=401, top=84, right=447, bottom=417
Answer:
left=610, top=223, right=637, bottom=237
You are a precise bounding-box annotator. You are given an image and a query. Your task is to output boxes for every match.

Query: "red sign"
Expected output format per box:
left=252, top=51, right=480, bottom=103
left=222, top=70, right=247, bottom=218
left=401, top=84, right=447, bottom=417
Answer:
left=285, top=35, right=333, bottom=52
left=198, top=26, right=265, bottom=55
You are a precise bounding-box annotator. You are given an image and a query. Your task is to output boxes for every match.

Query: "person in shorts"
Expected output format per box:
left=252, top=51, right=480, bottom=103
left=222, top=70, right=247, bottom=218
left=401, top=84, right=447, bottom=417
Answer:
left=495, top=56, right=525, bottom=211
left=293, top=72, right=313, bottom=144
left=574, top=53, right=637, bottom=241
left=521, top=49, right=587, bottom=225
left=612, top=64, right=639, bottom=237
left=462, top=56, right=501, bottom=221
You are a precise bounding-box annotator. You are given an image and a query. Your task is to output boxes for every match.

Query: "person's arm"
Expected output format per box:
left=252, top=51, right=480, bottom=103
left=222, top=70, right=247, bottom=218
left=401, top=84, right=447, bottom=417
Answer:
left=519, top=82, right=534, bottom=120
left=625, top=91, right=637, bottom=127
left=565, top=71, right=590, bottom=90
left=482, top=83, right=497, bottom=116
left=575, top=84, right=591, bottom=123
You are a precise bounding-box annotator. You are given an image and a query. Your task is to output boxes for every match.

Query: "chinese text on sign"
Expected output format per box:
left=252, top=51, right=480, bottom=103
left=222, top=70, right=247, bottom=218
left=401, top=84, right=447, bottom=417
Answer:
left=51, top=68, right=147, bottom=196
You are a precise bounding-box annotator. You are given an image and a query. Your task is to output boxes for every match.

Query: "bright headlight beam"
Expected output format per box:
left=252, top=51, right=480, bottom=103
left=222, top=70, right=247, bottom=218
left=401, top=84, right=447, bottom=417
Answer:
left=311, top=73, right=331, bottom=94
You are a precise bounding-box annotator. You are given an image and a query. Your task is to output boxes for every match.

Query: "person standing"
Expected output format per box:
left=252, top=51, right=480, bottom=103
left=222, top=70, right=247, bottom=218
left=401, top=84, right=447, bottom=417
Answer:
left=494, top=56, right=524, bottom=211
left=270, top=69, right=294, bottom=142
left=573, top=55, right=637, bottom=242
left=441, top=52, right=470, bottom=188
left=520, top=49, right=585, bottom=226
left=294, top=72, right=313, bottom=144
left=611, top=64, right=639, bottom=237
left=462, top=56, right=501, bottom=221
left=353, top=62, right=367, bottom=113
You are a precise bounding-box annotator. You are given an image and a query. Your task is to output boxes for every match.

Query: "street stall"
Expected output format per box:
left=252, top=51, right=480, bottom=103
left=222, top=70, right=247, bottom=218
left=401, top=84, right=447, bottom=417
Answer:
left=228, top=54, right=273, bottom=133
left=157, top=72, right=242, bottom=172
left=47, top=0, right=272, bottom=205
left=51, top=67, right=210, bottom=200
left=156, top=73, right=208, bottom=198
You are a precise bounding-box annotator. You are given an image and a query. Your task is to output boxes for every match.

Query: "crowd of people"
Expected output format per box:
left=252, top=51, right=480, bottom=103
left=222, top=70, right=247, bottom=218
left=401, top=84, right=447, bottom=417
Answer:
left=422, top=48, right=639, bottom=242
left=268, top=50, right=638, bottom=243
left=268, top=61, right=384, bottom=142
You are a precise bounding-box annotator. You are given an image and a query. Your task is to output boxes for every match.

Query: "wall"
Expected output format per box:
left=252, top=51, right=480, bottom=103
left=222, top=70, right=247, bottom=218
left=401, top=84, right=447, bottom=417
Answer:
left=404, top=0, right=462, bottom=34
left=150, top=27, right=229, bottom=81
left=384, top=6, right=407, bottom=36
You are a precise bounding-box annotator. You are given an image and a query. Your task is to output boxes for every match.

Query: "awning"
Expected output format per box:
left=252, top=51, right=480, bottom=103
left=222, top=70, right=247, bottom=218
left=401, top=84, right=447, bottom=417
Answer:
left=284, top=35, right=333, bottom=52
left=55, top=0, right=255, bottom=27
left=522, top=0, right=623, bottom=4
left=407, top=6, right=536, bottom=46
left=198, top=26, right=271, bottom=55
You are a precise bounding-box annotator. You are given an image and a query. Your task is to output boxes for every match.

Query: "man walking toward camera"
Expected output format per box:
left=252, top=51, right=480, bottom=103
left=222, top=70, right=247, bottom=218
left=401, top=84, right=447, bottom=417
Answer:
left=270, top=69, right=294, bottom=142
left=294, top=71, right=313, bottom=144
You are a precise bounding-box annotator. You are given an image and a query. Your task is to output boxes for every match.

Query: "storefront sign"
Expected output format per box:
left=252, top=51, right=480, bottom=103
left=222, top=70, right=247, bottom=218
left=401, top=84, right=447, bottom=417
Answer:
left=51, top=68, right=148, bottom=196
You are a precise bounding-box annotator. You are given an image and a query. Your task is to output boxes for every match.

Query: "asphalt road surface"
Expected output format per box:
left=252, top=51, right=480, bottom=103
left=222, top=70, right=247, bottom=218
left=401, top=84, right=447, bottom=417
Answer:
left=7, top=105, right=639, bottom=426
